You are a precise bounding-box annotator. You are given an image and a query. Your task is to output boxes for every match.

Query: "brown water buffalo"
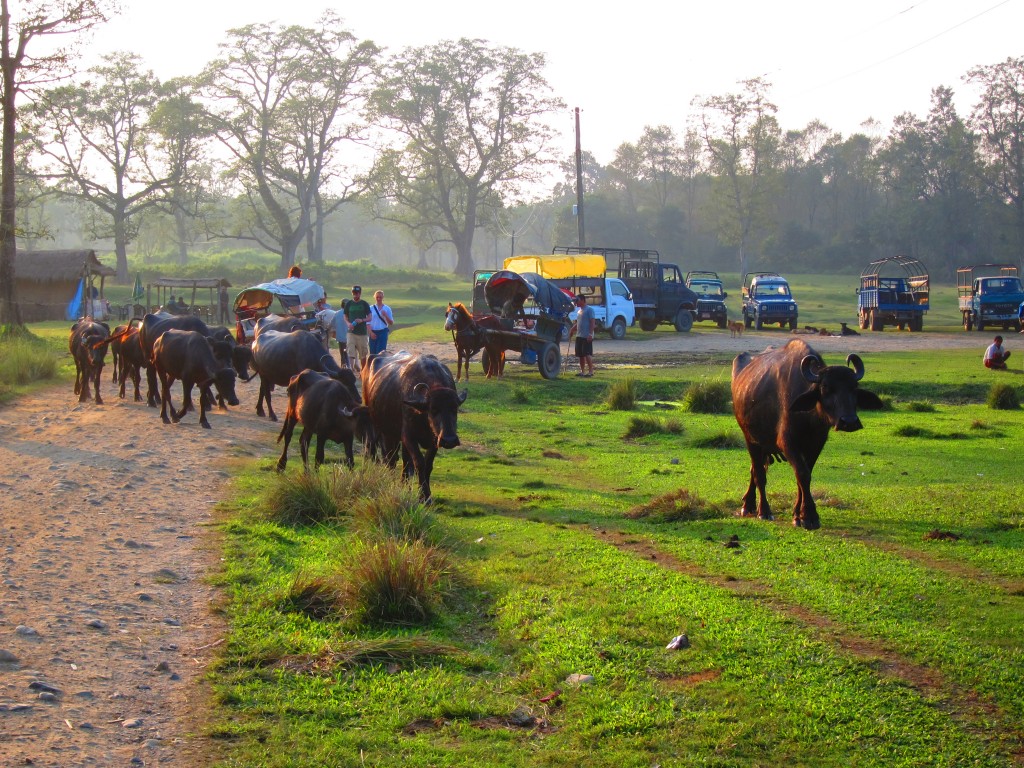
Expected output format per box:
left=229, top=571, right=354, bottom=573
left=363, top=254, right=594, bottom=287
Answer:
left=731, top=339, right=883, bottom=529
left=69, top=320, right=110, bottom=404
left=361, top=351, right=467, bottom=503
left=276, top=369, right=373, bottom=471
left=251, top=328, right=358, bottom=421
left=116, top=321, right=145, bottom=402
left=139, top=313, right=211, bottom=407
left=152, top=329, right=239, bottom=429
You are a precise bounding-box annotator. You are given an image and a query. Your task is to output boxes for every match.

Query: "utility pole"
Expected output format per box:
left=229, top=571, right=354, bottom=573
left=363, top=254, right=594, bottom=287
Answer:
left=574, top=107, right=586, bottom=248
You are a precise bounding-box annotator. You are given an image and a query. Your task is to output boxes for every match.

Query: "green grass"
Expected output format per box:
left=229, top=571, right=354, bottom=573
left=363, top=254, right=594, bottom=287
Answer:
left=211, top=352, right=1024, bottom=767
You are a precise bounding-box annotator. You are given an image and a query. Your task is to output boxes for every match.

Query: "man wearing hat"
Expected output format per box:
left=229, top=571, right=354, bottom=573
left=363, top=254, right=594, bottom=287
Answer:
left=343, top=285, right=372, bottom=371
left=569, top=293, right=596, bottom=377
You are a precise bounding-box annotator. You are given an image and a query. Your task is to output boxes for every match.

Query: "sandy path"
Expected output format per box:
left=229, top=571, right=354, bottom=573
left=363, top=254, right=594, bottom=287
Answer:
left=0, top=327, right=998, bottom=766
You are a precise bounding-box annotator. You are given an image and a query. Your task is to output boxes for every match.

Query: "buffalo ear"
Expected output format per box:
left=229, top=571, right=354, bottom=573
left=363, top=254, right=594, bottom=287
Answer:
left=857, top=389, right=885, bottom=411
left=458, top=389, right=468, bottom=405
left=790, top=388, right=820, bottom=412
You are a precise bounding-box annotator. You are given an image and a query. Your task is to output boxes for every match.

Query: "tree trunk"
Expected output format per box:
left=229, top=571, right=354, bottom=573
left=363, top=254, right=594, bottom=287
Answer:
left=114, top=209, right=129, bottom=283
left=174, top=206, right=189, bottom=267
left=452, top=230, right=475, bottom=277
left=0, top=16, right=22, bottom=328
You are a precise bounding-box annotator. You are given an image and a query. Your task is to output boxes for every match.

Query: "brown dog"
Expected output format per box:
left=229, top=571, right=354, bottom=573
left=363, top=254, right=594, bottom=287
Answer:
left=728, top=320, right=744, bottom=338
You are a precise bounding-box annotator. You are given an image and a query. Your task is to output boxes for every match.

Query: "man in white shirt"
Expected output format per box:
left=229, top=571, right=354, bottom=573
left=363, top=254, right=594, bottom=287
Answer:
left=984, top=335, right=1010, bottom=369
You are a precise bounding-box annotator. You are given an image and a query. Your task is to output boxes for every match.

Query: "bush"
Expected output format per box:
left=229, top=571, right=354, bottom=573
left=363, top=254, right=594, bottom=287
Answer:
left=0, top=334, right=58, bottom=387
left=606, top=377, right=638, bottom=411
left=906, top=400, right=936, bottom=413
left=987, top=382, right=1020, bottom=410
left=682, top=380, right=731, bottom=414
left=338, top=540, right=452, bottom=625
left=262, top=468, right=342, bottom=526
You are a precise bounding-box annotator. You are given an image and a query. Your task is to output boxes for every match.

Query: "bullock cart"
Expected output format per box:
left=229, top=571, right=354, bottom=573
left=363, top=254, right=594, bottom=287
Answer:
left=233, top=277, right=327, bottom=344
left=479, top=270, right=573, bottom=380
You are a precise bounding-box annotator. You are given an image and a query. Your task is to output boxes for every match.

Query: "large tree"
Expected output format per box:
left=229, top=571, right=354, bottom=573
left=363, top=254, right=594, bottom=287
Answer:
left=31, top=52, right=174, bottom=281
left=198, top=13, right=377, bottom=271
left=966, top=56, right=1024, bottom=252
left=0, top=0, right=112, bottom=329
left=367, top=38, right=563, bottom=277
left=697, top=77, right=781, bottom=279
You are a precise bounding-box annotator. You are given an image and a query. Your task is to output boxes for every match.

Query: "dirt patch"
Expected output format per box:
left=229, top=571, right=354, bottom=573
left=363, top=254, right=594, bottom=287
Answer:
left=0, top=380, right=281, bottom=767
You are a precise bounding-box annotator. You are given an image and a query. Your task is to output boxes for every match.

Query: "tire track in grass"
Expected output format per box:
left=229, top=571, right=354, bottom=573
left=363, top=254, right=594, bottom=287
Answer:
left=584, top=524, right=1024, bottom=764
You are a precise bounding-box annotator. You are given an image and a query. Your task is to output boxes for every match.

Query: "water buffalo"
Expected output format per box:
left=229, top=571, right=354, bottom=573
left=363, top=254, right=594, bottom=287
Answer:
left=251, top=328, right=358, bottom=421
left=69, top=319, right=110, bottom=404
left=152, top=329, right=239, bottom=429
left=361, top=351, right=467, bottom=503
left=117, top=321, right=145, bottom=402
left=276, top=369, right=374, bottom=471
left=208, top=325, right=254, bottom=382
left=731, top=339, right=883, bottom=529
left=139, top=313, right=211, bottom=407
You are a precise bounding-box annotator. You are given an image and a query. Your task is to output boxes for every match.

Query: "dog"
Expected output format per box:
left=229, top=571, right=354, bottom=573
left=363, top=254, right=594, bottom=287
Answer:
left=727, top=320, right=744, bottom=338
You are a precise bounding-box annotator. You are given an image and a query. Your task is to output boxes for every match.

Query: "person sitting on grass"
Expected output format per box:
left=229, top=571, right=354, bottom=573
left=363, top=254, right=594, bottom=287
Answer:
left=984, top=335, right=1011, bottom=370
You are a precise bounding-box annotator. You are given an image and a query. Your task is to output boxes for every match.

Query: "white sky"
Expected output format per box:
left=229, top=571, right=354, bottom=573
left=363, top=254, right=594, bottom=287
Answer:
left=83, top=0, right=1022, bottom=165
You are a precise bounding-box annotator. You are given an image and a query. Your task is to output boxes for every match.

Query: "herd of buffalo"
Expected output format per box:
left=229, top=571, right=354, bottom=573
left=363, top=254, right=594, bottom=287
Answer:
left=68, top=313, right=882, bottom=524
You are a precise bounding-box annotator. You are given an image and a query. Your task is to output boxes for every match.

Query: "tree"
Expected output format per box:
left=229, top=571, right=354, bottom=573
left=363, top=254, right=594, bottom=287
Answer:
left=0, top=0, right=112, bottom=329
left=367, top=38, right=563, bottom=276
left=198, top=13, right=377, bottom=271
left=696, top=77, right=781, bottom=279
left=31, top=52, right=173, bottom=281
left=966, top=57, right=1024, bottom=252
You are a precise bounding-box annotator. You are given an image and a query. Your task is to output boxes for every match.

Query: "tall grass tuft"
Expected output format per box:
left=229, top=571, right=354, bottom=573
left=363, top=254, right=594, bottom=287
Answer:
left=682, top=380, right=731, bottom=413
left=907, top=400, right=936, bottom=413
left=262, top=467, right=342, bottom=526
left=987, top=382, right=1020, bottom=410
left=338, top=540, right=452, bottom=626
left=606, top=376, right=638, bottom=411
left=0, top=335, right=58, bottom=387
left=691, top=430, right=744, bottom=449
left=352, top=487, right=447, bottom=548
left=626, top=488, right=728, bottom=522
left=328, top=462, right=407, bottom=509
left=624, top=414, right=683, bottom=439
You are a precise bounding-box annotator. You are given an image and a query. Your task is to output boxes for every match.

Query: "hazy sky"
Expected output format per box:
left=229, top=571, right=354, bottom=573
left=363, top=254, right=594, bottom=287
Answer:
left=85, top=0, right=1022, bottom=164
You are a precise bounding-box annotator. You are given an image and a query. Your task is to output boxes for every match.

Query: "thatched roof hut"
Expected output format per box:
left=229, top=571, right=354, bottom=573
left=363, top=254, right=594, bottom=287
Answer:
left=14, top=249, right=116, bottom=322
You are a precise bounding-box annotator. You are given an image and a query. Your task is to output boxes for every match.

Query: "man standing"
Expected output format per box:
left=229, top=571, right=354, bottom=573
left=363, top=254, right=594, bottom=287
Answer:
left=343, top=285, right=372, bottom=371
left=569, top=293, right=595, bottom=377
left=984, top=335, right=1011, bottom=369
left=368, top=290, right=394, bottom=356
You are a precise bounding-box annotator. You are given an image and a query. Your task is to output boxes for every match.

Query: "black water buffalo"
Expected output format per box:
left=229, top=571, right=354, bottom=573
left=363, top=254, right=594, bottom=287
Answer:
left=140, top=313, right=211, bottom=407
left=251, top=328, right=358, bottom=421
left=276, top=369, right=373, bottom=471
left=69, top=320, right=110, bottom=404
left=255, top=314, right=306, bottom=337
left=109, top=323, right=129, bottom=384
left=152, top=329, right=239, bottom=429
left=208, top=326, right=254, bottom=382
left=361, top=351, right=467, bottom=503
left=731, top=339, right=883, bottom=529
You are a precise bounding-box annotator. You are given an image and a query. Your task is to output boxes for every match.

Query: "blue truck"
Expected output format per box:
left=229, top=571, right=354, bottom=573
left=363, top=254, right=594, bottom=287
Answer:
left=957, top=263, right=1024, bottom=332
left=857, top=256, right=929, bottom=332
left=742, top=272, right=798, bottom=330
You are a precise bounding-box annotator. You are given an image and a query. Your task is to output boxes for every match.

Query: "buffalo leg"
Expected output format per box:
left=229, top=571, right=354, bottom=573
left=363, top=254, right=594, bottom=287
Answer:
left=146, top=365, right=159, bottom=408
left=299, top=427, right=313, bottom=469
left=276, top=416, right=298, bottom=472
left=91, top=366, right=103, bottom=405
left=342, top=436, right=355, bottom=468
left=174, top=383, right=192, bottom=423
left=158, top=372, right=174, bottom=424
left=740, top=445, right=773, bottom=521
left=790, top=458, right=820, bottom=530
left=314, top=433, right=328, bottom=468
left=198, top=384, right=213, bottom=429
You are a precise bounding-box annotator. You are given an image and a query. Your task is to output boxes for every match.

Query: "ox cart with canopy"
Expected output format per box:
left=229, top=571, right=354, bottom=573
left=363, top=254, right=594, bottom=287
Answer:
left=233, top=277, right=327, bottom=344
left=480, top=270, right=573, bottom=379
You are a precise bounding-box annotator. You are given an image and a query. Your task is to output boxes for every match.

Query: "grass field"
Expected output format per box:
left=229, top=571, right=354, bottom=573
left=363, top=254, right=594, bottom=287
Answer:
left=212, top=349, right=1024, bottom=767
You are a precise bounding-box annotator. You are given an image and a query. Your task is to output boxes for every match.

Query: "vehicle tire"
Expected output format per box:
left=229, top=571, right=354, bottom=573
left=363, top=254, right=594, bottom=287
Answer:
left=639, top=319, right=659, bottom=332
left=858, top=311, right=868, bottom=330
left=674, top=308, right=693, bottom=333
left=977, top=318, right=986, bottom=332
left=755, top=315, right=763, bottom=330
left=963, top=313, right=972, bottom=331
left=870, top=310, right=883, bottom=332
left=789, top=318, right=797, bottom=330
left=717, top=318, right=727, bottom=329
left=538, top=342, right=561, bottom=380
left=609, top=317, right=626, bottom=340
left=744, top=313, right=752, bottom=329
left=1015, top=320, right=1023, bottom=333
left=897, top=322, right=906, bottom=331
left=910, top=316, right=923, bottom=332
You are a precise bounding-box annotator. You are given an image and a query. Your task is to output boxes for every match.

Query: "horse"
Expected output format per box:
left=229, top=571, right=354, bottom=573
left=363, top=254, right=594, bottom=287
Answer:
left=444, top=302, right=506, bottom=380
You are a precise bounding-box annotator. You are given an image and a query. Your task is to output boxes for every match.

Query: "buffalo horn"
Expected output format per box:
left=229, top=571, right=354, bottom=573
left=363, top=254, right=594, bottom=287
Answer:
left=846, top=354, right=865, bottom=381
left=800, top=355, right=823, bottom=383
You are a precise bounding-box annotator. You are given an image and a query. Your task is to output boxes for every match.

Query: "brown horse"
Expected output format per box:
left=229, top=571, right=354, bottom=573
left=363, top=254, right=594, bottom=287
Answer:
left=444, top=302, right=506, bottom=380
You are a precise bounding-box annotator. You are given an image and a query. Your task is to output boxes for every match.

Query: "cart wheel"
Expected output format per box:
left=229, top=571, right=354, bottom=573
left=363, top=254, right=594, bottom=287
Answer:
left=480, top=348, right=491, bottom=374
left=538, top=342, right=561, bottom=380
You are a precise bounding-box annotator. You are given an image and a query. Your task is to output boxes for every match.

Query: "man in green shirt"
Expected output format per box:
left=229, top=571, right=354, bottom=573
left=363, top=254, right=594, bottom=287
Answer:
left=344, top=285, right=372, bottom=371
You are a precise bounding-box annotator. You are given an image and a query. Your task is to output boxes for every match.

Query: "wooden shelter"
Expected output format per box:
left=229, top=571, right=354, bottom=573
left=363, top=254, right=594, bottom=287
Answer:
left=13, top=249, right=116, bottom=322
left=147, top=277, right=232, bottom=323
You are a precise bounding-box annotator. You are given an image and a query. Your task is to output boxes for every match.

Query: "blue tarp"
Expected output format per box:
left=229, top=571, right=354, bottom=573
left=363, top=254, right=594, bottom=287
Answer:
left=484, top=270, right=574, bottom=318
left=66, top=278, right=83, bottom=320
